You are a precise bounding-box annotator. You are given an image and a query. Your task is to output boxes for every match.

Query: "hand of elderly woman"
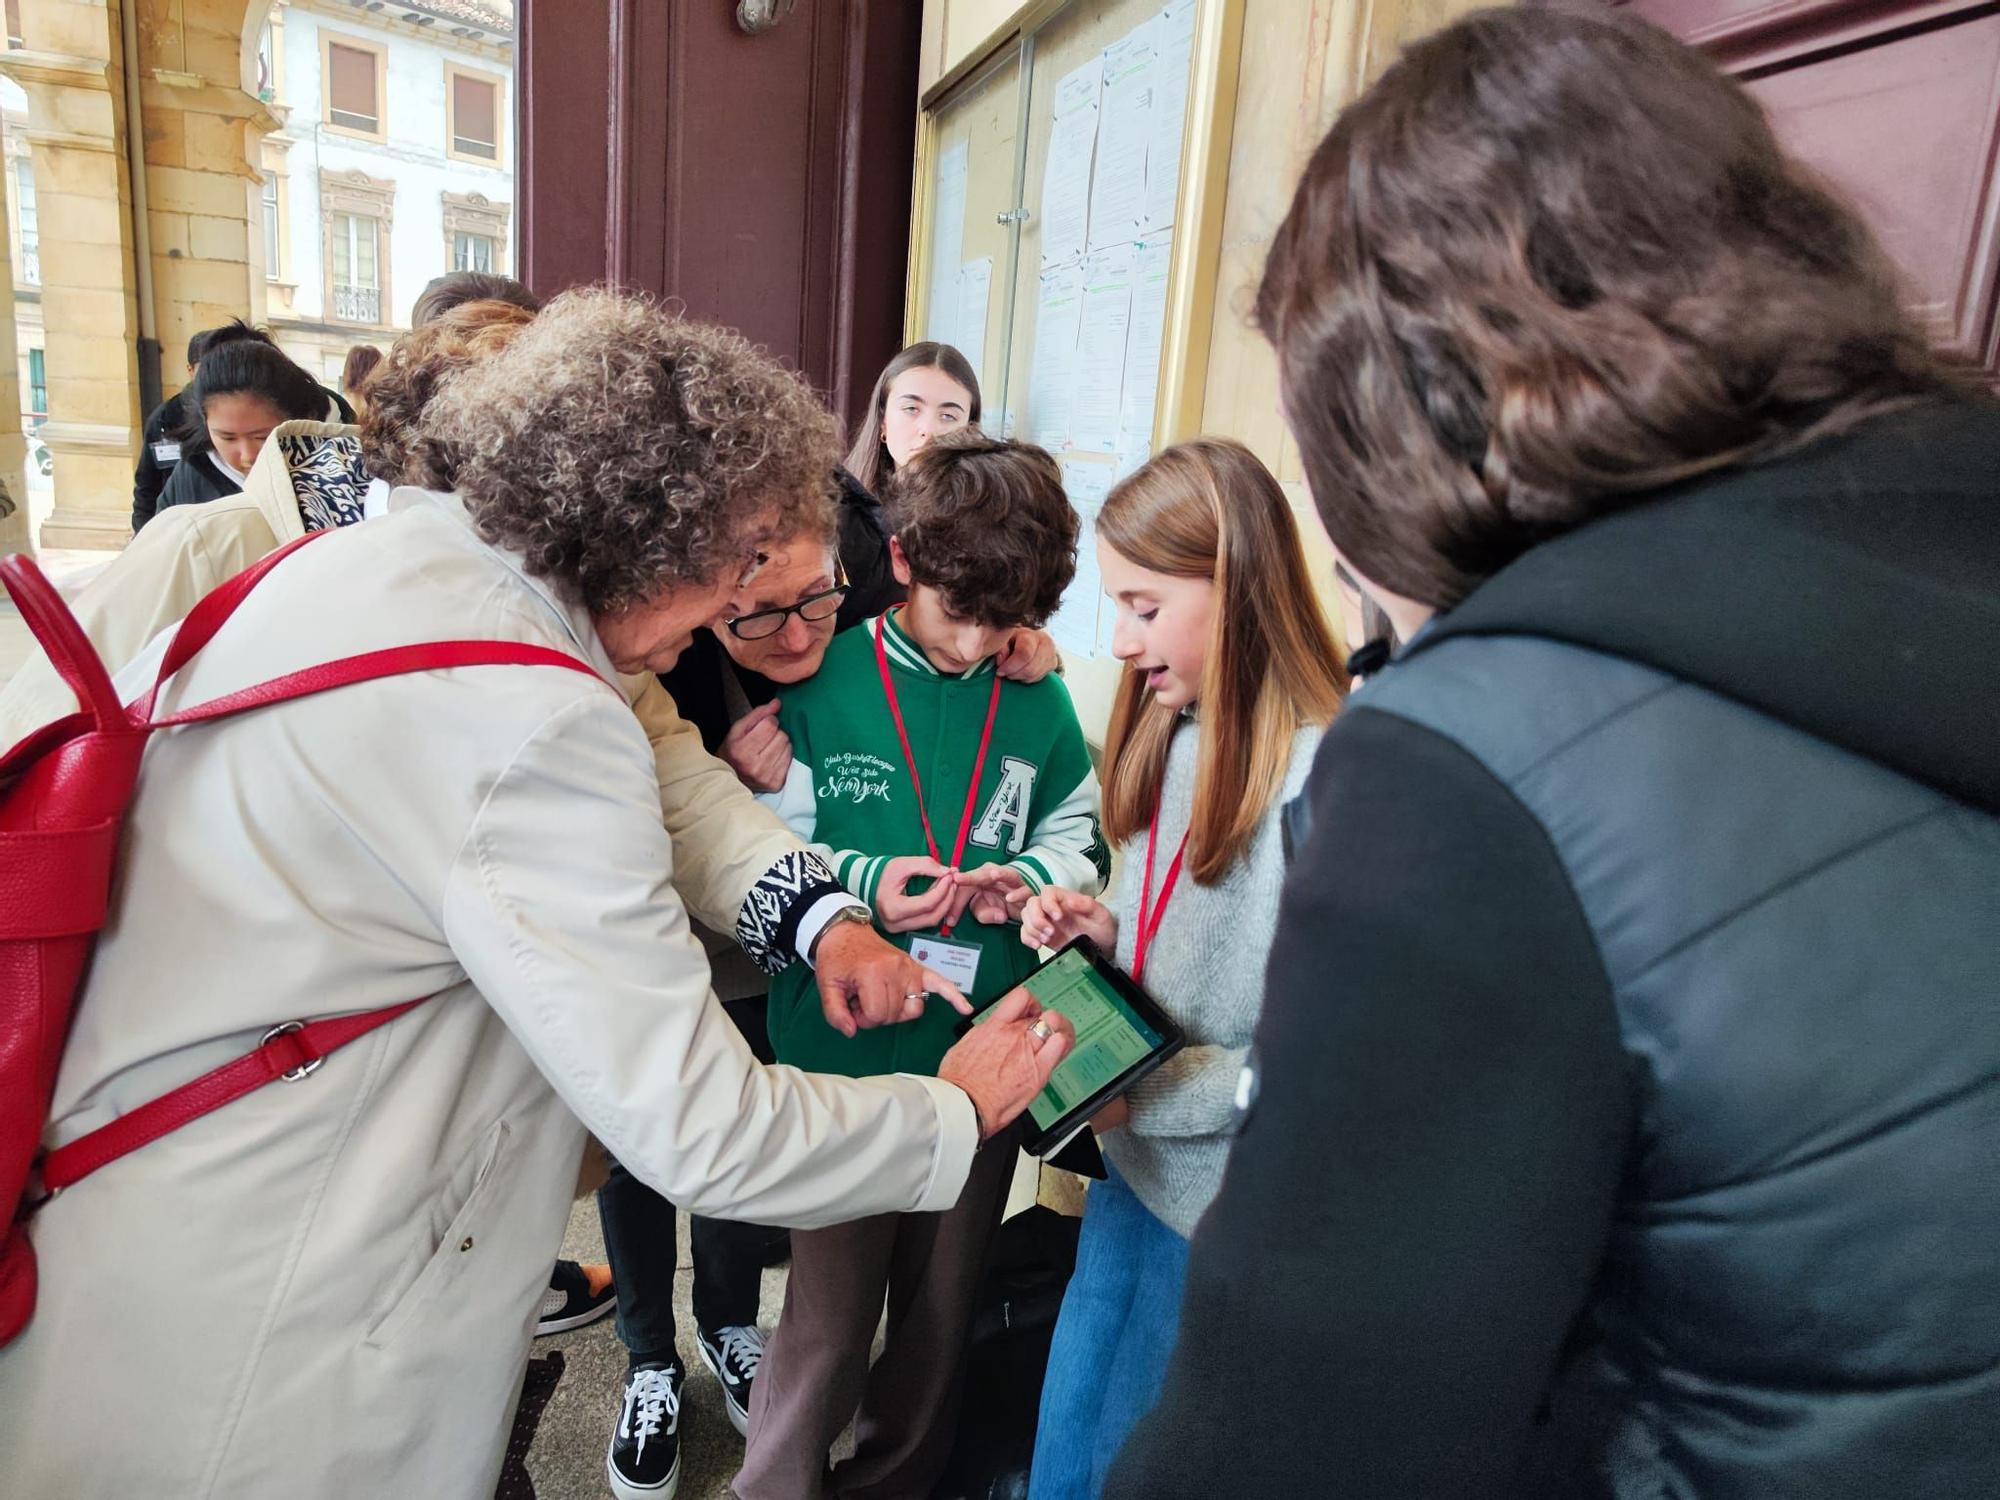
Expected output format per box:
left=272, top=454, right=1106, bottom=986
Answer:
left=995, top=628, right=1060, bottom=683
left=720, top=699, right=793, bottom=793
left=937, top=985, right=1076, bottom=1138
left=812, top=917, right=972, bottom=1037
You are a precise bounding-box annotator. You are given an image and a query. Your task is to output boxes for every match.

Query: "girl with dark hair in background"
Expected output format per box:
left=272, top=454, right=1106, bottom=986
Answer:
left=841, top=340, right=983, bottom=499
left=148, top=330, right=343, bottom=522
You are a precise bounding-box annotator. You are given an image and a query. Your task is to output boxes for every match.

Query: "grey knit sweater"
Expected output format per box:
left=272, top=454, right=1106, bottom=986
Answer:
left=1102, top=716, right=1322, bottom=1236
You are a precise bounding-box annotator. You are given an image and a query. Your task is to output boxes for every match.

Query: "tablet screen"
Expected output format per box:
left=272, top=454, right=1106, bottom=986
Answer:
left=1013, top=944, right=1166, bottom=1130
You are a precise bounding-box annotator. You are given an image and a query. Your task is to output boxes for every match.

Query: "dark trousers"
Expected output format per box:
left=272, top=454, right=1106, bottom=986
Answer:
left=596, top=995, right=782, bottom=1365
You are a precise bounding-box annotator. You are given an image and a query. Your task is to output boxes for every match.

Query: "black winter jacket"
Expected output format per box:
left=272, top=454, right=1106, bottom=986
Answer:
left=1109, top=400, right=2000, bottom=1500
left=130, top=394, right=188, bottom=533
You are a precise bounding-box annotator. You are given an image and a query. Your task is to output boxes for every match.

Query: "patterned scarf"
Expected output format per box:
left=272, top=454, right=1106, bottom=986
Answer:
left=278, top=431, right=371, bottom=533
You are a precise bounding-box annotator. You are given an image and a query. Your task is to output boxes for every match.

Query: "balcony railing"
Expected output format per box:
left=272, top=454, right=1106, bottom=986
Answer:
left=334, top=283, right=380, bottom=323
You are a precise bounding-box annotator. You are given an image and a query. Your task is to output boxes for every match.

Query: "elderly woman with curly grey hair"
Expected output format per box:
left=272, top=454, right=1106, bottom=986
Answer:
left=0, top=288, right=1075, bottom=1500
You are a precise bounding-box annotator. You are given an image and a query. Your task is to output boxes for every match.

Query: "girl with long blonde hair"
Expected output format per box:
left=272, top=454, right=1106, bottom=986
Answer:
left=1017, top=437, right=1344, bottom=1499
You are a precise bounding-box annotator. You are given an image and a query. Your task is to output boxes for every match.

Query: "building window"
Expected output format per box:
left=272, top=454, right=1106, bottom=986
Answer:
left=262, top=172, right=281, bottom=276
left=27, top=348, right=45, bottom=420
left=331, top=212, right=381, bottom=324
left=324, top=36, right=386, bottom=139
left=445, top=65, right=503, bottom=165
left=15, top=158, right=37, bottom=286
left=452, top=231, right=495, bottom=273
left=441, top=190, right=510, bottom=281
left=256, top=20, right=276, bottom=102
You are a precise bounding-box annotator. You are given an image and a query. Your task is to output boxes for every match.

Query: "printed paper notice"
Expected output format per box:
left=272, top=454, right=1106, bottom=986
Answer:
left=1040, top=58, right=1102, bottom=271
left=1027, top=263, right=1085, bottom=452
left=927, top=141, right=969, bottom=344
left=1144, top=0, right=1197, bottom=234
left=1116, top=237, right=1173, bottom=467
left=1089, top=29, right=1156, bottom=253
left=955, top=257, right=993, bottom=380
left=1051, top=457, right=1117, bottom=657
left=1071, top=246, right=1136, bottom=455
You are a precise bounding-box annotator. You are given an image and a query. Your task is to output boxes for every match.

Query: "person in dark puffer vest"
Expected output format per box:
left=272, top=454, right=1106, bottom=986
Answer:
left=1110, top=9, right=2000, bottom=1500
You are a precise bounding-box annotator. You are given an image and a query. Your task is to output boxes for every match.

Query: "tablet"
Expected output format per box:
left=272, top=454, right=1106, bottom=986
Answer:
left=964, top=937, right=1185, bottom=1156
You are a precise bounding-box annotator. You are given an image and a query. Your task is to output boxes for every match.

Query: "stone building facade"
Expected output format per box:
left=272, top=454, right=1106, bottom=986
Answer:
left=0, top=0, right=510, bottom=554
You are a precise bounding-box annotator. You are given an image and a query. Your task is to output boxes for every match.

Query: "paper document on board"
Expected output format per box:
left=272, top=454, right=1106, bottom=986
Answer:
left=955, top=257, right=992, bottom=377
left=1089, top=28, right=1156, bottom=253
left=927, top=141, right=969, bottom=344
left=1050, top=457, right=1116, bottom=657
left=1041, top=58, right=1103, bottom=270
left=1072, top=245, right=1136, bottom=455
left=1027, top=262, right=1085, bottom=452
left=1145, top=0, right=1197, bottom=233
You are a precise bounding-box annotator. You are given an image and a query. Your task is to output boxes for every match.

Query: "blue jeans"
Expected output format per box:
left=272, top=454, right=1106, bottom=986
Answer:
left=1028, top=1163, right=1191, bottom=1500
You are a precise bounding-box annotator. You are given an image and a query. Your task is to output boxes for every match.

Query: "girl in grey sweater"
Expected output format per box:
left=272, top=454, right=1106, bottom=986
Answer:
left=1018, top=439, right=1346, bottom=1499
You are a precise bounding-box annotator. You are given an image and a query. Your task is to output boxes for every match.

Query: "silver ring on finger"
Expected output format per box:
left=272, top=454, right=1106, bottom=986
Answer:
left=1028, top=1018, right=1054, bottom=1045
left=904, top=991, right=925, bottom=1006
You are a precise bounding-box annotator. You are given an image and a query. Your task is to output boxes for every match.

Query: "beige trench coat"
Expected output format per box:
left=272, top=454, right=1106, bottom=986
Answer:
left=0, top=488, right=979, bottom=1498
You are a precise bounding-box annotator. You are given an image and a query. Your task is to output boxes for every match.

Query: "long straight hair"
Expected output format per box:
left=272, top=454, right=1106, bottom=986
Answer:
left=1098, top=439, right=1346, bottom=884
left=843, top=342, right=982, bottom=496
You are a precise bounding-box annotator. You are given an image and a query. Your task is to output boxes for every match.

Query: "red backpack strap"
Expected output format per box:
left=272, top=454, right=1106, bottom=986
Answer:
left=0, top=555, right=126, bottom=734
left=38, top=997, right=430, bottom=1197
left=150, top=641, right=605, bottom=728
left=147, top=531, right=325, bottom=695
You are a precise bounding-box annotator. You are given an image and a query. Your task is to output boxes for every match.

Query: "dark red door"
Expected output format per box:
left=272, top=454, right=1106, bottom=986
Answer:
left=516, top=0, right=923, bottom=432
left=1616, top=0, right=2000, bottom=377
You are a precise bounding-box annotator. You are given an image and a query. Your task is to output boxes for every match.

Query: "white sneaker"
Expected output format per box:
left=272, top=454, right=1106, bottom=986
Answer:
left=606, top=1361, right=682, bottom=1499
left=696, top=1323, right=766, bottom=1436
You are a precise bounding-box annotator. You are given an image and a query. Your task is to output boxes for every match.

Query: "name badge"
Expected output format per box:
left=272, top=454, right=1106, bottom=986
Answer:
left=910, top=935, right=981, bottom=995
left=152, top=441, right=181, bottom=464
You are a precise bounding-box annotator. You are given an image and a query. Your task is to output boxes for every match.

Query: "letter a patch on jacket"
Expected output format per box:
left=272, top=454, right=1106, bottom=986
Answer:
left=970, top=756, right=1037, bottom=853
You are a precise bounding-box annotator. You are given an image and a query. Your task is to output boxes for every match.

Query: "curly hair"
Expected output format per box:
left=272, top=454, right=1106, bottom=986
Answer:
left=423, top=287, right=839, bottom=613
left=361, top=300, right=535, bottom=488
left=1256, top=6, right=1947, bottom=609
left=883, top=427, right=1076, bottom=629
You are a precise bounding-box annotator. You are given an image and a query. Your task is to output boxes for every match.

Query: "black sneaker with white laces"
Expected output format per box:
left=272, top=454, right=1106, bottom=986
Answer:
left=535, top=1259, right=615, bottom=1337
left=608, top=1360, right=683, bottom=1500
left=696, top=1323, right=766, bottom=1436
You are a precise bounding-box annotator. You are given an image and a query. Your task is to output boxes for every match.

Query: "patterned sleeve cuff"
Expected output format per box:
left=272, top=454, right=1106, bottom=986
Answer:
left=735, top=850, right=846, bottom=976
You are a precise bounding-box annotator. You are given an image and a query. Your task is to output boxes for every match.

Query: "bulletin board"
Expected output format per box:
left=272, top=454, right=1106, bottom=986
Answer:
left=907, top=0, right=1246, bottom=739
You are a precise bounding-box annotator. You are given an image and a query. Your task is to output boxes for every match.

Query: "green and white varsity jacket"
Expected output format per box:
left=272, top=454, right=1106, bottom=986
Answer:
left=759, top=609, right=1110, bottom=1078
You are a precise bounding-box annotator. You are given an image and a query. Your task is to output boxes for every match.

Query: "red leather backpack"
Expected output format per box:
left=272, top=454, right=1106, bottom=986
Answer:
left=0, top=532, right=598, bottom=1346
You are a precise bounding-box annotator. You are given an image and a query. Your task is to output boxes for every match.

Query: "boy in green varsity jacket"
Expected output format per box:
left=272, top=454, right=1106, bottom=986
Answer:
left=734, top=429, right=1109, bottom=1500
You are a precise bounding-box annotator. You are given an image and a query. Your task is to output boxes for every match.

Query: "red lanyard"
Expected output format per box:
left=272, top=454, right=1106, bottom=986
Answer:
left=1132, top=798, right=1188, bottom=985
left=874, top=617, right=1002, bottom=937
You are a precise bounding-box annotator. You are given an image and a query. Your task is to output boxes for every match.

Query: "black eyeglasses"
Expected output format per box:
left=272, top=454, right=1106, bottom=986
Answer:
left=725, top=562, right=850, bottom=641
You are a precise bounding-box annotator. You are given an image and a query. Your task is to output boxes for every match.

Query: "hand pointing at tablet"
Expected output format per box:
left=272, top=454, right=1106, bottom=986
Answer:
left=938, top=986, right=1075, bottom=1139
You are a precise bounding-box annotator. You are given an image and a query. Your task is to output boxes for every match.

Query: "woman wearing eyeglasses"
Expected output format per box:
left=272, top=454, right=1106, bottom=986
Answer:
left=594, top=463, right=1058, bottom=1495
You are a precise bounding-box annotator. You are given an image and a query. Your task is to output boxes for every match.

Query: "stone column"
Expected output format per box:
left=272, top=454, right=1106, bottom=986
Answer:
left=137, top=0, right=279, bottom=374
left=1, top=1, right=143, bottom=550
left=0, top=156, right=31, bottom=558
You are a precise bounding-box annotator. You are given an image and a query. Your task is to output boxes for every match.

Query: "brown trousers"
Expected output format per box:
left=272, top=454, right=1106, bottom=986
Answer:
left=733, top=1140, right=1015, bottom=1500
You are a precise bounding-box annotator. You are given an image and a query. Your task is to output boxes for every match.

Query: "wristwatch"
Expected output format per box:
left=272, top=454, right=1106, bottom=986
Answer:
left=808, top=902, right=874, bottom=964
